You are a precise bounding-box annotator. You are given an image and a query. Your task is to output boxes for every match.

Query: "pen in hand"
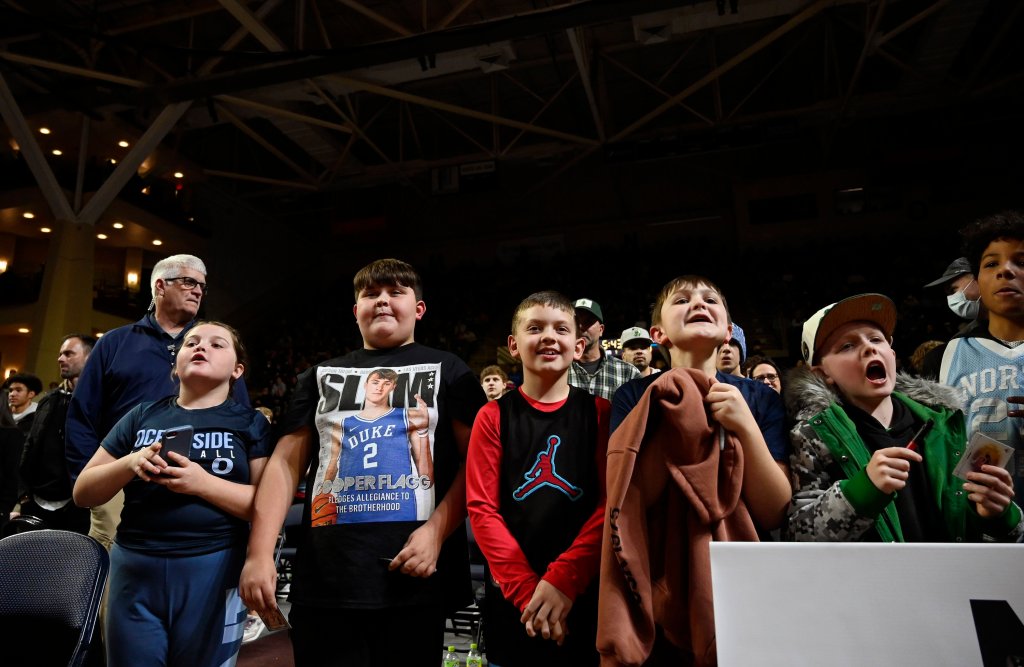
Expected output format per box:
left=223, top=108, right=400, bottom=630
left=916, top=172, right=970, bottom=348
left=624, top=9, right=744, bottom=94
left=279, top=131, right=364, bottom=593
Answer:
left=905, top=421, right=932, bottom=454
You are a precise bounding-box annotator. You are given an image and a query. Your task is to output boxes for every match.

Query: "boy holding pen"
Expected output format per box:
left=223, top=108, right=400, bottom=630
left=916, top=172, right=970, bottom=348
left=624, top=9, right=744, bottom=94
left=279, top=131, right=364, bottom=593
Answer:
left=785, top=293, right=1023, bottom=542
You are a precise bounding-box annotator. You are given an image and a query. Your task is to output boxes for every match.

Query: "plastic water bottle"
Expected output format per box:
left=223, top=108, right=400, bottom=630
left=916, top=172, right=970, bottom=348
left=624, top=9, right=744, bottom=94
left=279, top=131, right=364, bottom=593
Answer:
left=466, top=643, right=482, bottom=667
left=443, top=645, right=459, bottom=667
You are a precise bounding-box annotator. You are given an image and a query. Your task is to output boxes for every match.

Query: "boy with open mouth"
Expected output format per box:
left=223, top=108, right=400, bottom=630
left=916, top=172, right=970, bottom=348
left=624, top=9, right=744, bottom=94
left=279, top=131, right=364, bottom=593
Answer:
left=785, top=293, right=1022, bottom=542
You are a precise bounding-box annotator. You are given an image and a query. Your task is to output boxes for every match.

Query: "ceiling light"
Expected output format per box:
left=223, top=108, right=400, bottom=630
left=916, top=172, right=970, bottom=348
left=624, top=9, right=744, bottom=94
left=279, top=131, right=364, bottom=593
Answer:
left=40, top=227, right=52, bottom=233
left=112, top=222, right=124, bottom=229
left=173, top=172, right=184, bottom=179
left=22, top=212, right=34, bottom=219
left=152, top=239, right=163, bottom=246
left=110, top=158, right=117, bottom=164
left=118, top=140, right=130, bottom=148
left=51, top=149, right=62, bottom=156
left=39, top=127, right=50, bottom=135
left=17, top=327, right=29, bottom=334
left=97, top=233, right=108, bottom=240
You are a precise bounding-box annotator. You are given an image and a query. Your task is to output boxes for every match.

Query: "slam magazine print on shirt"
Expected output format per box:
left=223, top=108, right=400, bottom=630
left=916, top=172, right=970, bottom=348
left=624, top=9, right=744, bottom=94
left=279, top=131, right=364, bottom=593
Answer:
left=310, top=363, right=440, bottom=526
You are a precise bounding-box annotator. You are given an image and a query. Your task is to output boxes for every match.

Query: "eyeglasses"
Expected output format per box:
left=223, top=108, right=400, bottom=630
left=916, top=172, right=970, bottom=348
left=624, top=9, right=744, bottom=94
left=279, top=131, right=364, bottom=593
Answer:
left=164, top=276, right=208, bottom=294
left=754, top=373, right=779, bottom=383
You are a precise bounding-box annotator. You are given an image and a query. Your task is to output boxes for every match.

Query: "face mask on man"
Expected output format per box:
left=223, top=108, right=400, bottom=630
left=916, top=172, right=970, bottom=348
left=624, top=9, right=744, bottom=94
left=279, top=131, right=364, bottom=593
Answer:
left=947, top=280, right=980, bottom=320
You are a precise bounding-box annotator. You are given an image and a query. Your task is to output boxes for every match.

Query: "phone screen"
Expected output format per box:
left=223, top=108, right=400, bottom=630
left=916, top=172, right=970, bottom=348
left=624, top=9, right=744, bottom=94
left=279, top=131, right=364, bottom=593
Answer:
left=161, top=425, right=194, bottom=466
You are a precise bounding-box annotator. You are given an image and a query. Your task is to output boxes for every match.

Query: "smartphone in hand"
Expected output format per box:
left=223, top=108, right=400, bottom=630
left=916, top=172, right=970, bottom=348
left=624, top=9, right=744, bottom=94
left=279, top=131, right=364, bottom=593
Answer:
left=161, top=425, right=194, bottom=466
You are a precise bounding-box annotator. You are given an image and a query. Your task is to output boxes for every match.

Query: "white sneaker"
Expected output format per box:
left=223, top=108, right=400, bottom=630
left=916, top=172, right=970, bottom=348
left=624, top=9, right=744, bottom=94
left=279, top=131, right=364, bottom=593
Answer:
left=242, top=614, right=265, bottom=643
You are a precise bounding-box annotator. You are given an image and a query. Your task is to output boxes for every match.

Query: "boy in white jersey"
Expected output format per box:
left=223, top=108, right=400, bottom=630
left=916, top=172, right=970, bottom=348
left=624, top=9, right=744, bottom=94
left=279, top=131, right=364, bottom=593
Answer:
left=940, top=211, right=1024, bottom=499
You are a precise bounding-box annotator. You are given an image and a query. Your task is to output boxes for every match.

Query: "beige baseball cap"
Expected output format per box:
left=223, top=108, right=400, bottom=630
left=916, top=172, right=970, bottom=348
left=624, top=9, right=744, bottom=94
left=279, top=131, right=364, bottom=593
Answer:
left=801, top=293, right=897, bottom=365
left=620, top=327, right=652, bottom=347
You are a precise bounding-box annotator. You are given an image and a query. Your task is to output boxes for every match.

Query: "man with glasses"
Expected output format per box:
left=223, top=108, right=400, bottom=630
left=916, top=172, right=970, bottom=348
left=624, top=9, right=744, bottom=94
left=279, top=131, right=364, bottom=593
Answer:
left=66, top=254, right=249, bottom=550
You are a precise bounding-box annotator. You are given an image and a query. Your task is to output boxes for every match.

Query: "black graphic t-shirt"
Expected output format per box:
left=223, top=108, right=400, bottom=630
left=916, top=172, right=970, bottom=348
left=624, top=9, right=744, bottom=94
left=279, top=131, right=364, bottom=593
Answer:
left=281, top=343, right=486, bottom=610
left=101, top=396, right=272, bottom=556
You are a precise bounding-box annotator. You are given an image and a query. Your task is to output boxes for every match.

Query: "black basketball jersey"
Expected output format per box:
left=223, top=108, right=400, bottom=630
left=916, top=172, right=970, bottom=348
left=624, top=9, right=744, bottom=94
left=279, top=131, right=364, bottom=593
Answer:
left=497, top=387, right=600, bottom=575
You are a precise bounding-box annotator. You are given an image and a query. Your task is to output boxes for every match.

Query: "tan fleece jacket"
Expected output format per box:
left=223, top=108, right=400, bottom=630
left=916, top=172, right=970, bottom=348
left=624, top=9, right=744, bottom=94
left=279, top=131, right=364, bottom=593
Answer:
left=597, top=368, right=759, bottom=667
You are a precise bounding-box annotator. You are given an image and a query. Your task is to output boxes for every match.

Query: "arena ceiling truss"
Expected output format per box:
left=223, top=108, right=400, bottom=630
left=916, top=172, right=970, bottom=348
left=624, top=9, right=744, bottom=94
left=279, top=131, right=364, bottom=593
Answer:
left=0, top=0, right=1021, bottom=227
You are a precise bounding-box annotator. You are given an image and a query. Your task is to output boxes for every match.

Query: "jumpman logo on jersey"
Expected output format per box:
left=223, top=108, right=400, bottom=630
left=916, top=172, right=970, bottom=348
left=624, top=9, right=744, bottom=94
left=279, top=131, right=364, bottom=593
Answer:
left=512, top=435, right=583, bottom=501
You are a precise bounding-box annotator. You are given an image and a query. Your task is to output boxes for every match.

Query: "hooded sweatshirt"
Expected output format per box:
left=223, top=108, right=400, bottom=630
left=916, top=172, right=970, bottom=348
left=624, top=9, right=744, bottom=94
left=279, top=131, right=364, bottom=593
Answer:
left=598, top=369, right=758, bottom=667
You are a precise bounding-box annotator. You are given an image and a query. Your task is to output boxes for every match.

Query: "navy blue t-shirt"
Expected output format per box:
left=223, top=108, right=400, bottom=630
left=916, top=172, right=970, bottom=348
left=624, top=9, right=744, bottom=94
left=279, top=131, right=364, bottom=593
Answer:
left=610, top=370, right=790, bottom=462
left=102, top=396, right=272, bottom=556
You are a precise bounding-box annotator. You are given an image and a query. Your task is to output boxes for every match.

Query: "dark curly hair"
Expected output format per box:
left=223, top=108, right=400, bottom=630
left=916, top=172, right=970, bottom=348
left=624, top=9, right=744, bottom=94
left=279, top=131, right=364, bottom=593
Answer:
left=960, top=210, right=1024, bottom=275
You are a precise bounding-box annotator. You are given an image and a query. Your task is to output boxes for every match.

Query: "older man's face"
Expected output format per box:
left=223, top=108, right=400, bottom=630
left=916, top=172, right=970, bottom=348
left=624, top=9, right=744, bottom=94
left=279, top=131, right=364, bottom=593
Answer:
left=156, top=268, right=206, bottom=322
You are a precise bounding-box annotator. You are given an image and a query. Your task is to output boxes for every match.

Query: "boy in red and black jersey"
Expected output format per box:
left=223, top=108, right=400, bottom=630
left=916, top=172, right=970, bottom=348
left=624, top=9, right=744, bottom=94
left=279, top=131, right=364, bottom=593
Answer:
left=467, top=291, right=609, bottom=666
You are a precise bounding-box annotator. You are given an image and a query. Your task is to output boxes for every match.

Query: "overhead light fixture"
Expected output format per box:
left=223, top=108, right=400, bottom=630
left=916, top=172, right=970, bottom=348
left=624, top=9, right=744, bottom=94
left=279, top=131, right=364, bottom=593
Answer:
left=113, top=222, right=124, bottom=229
left=22, top=212, right=34, bottom=219
left=17, top=327, right=29, bottom=334
left=40, top=227, right=52, bottom=233
left=152, top=239, right=163, bottom=246
left=173, top=172, right=184, bottom=179
left=39, top=127, right=50, bottom=135
left=97, top=233, right=108, bottom=240
left=141, top=186, right=150, bottom=195
left=118, top=140, right=130, bottom=148
left=51, top=149, right=62, bottom=156
left=110, top=158, right=117, bottom=164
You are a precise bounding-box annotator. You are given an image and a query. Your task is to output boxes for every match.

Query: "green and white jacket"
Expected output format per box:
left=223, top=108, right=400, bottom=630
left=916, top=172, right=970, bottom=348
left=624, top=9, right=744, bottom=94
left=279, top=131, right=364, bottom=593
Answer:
left=783, top=370, right=1023, bottom=543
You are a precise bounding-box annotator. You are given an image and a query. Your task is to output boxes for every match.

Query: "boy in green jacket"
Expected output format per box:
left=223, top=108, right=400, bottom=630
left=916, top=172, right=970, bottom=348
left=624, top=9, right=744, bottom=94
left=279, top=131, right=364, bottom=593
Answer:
left=785, top=293, right=1022, bottom=542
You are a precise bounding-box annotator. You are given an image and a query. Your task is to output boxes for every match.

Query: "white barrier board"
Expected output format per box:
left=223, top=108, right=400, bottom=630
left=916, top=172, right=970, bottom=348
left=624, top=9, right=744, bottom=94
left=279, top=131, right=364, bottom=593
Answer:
left=710, top=542, right=1024, bottom=667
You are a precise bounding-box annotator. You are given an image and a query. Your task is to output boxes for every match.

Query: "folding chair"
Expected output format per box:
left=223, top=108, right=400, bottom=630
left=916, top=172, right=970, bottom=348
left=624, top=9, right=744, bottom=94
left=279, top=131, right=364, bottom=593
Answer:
left=0, top=529, right=109, bottom=667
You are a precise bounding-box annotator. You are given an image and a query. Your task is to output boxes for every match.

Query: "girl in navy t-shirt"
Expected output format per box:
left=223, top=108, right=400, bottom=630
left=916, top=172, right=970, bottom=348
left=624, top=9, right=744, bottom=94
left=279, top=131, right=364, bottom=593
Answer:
left=74, top=321, right=271, bottom=667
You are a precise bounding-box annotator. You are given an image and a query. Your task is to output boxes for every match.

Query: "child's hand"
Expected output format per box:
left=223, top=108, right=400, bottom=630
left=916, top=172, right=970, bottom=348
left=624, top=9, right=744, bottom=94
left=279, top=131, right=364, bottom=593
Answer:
left=965, top=464, right=1016, bottom=518
left=389, top=522, right=440, bottom=578
left=125, top=443, right=167, bottom=481
left=705, top=382, right=756, bottom=435
left=521, top=580, right=572, bottom=645
left=865, top=447, right=922, bottom=494
left=240, top=554, right=280, bottom=615
left=407, top=394, right=430, bottom=433
left=152, top=452, right=209, bottom=495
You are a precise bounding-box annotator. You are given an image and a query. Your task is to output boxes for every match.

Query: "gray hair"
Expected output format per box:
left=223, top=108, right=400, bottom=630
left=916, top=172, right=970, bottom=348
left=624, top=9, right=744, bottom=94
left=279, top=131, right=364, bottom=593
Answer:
left=151, top=254, right=208, bottom=300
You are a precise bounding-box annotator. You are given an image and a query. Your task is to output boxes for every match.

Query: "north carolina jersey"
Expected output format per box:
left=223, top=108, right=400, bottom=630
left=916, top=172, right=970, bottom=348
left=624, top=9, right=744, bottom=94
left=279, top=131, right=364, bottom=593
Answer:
left=940, top=336, right=1024, bottom=496
left=334, top=409, right=417, bottom=522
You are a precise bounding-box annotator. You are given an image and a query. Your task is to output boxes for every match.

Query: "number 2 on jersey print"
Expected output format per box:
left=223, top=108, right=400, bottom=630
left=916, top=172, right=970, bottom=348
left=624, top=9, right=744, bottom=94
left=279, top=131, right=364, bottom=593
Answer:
left=969, top=398, right=1011, bottom=441
left=363, top=442, right=378, bottom=469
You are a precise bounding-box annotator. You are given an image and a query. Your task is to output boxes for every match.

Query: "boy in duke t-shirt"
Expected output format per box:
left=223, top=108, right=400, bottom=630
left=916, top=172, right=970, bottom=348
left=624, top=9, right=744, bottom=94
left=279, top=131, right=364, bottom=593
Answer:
left=467, top=291, right=609, bottom=666
left=240, top=259, right=486, bottom=667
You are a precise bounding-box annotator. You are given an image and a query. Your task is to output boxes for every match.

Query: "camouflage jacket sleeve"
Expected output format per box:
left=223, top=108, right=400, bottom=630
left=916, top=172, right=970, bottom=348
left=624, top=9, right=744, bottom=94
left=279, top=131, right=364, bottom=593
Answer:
left=783, top=422, right=877, bottom=541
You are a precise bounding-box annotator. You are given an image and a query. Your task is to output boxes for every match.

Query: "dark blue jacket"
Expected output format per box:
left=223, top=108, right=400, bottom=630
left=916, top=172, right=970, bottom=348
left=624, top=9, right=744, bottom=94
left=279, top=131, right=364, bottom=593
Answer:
left=65, top=314, right=249, bottom=480
left=610, top=369, right=790, bottom=462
